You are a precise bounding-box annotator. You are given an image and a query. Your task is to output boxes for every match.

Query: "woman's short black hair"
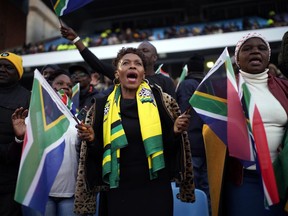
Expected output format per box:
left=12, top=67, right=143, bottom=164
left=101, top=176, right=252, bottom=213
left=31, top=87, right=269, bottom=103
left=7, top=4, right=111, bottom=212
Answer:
left=112, top=47, right=147, bottom=71
left=47, top=69, right=71, bottom=83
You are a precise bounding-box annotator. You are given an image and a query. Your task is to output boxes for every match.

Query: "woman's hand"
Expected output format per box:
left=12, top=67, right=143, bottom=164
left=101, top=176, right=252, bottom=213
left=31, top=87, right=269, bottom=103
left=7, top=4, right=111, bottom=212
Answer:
left=174, top=113, right=190, bottom=134
left=76, top=123, right=95, bottom=142
left=60, top=25, right=86, bottom=51
left=11, top=107, right=28, bottom=140
left=60, top=26, right=78, bottom=41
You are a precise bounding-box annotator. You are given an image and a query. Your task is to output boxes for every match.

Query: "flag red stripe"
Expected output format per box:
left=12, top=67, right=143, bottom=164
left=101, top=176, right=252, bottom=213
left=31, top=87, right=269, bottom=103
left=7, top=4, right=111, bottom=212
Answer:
left=227, top=79, right=251, bottom=160
left=61, top=95, right=68, bottom=105
left=253, top=106, right=279, bottom=204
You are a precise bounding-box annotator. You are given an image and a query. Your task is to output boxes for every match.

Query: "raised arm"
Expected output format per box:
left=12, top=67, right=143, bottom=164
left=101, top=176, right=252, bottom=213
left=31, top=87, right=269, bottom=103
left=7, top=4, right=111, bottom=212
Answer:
left=60, top=25, right=115, bottom=81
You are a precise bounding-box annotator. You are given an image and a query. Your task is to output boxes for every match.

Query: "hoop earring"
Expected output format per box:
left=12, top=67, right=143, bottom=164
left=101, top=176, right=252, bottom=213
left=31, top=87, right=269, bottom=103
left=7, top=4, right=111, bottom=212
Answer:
left=113, top=77, right=120, bottom=85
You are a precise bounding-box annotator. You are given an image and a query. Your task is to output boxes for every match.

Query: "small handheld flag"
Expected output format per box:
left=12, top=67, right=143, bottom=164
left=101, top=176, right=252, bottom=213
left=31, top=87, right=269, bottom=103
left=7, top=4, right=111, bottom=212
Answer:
left=14, top=69, right=75, bottom=213
left=51, top=0, right=93, bottom=17
left=189, top=47, right=279, bottom=206
left=155, top=64, right=170, bottom=77
left=175, top=64, right=188, bottom=91
left=155, top=64, right=163, bottom=74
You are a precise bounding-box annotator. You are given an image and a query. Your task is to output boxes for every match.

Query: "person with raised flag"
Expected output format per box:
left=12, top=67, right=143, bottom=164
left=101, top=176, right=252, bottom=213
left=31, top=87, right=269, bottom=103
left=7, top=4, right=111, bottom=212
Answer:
left=45, top=69, right=80, bottom=216
left=189, top=33, right=288, bottom=216
left=60, top=25, right=176, bottom=98
left=231, top=32, right=288, bottom=216
left=14, top=69, right=80, bottom=216
left=74, top=47, right=194, bottom=216
left=224, top=32, right=288, bottom=216
left=0, top=52, right=30, bottom=216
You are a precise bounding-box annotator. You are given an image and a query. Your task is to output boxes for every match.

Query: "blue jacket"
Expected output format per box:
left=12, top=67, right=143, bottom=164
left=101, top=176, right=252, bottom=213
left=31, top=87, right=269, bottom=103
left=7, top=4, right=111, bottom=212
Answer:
left=176, top=73, right=205, bottom=157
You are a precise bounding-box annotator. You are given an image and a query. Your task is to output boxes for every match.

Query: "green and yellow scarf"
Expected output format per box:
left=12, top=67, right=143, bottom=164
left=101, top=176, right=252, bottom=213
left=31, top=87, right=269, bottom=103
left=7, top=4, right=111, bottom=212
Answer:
left=102, top=82, right=165, bottom=188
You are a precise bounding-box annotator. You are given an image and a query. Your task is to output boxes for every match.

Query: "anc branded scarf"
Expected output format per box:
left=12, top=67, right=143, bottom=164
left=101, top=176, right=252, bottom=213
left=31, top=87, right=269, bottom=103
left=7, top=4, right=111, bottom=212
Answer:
left=102, top=82, right=165, bottom=188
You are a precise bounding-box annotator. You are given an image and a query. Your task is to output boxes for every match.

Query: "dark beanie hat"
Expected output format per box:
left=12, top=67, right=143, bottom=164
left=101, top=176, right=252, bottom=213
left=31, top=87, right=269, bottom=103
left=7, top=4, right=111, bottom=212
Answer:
left=68, top=64, right=90, bottom=75
left=47, top=69, right=71, bottom=83
left=41, top=64, right=61, bottom=73
left=187, top=54, right=205, bottom=72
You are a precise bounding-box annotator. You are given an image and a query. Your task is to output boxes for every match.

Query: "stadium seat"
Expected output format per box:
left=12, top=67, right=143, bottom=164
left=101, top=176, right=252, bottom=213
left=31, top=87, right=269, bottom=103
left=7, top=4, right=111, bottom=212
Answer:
left=95, top=192, right=100, bottom=216
left=172, top=182, right=209, bottom=216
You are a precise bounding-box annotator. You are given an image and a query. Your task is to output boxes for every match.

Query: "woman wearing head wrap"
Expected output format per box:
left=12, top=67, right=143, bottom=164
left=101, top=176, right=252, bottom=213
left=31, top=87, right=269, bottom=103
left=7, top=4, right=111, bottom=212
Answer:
left=208, top=33, right=288, bottom=216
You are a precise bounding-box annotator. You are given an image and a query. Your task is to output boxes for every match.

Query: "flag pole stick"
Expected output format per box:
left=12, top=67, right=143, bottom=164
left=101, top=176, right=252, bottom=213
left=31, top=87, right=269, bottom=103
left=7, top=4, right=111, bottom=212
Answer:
left=184, top=106, right=192, bottom=114
left=58, top=17, right=64, bottom=27
left=179, top=106, right=192, bottom=116
left=72, top=115, right=80, bottom=124
left=49, top=0, right=63, bottom=27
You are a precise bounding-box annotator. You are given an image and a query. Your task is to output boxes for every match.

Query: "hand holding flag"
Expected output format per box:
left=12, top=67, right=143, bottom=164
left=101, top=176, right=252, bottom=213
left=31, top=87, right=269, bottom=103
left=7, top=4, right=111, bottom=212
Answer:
left=189, top=47, right=279, bottom=206
left=14, top=69, right=76, bottom=214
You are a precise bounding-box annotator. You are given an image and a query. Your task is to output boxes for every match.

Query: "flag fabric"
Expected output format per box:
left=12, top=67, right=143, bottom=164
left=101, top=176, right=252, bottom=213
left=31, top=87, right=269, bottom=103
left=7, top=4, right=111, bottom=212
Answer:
left=52, top=0, right=93, bottom=16
left=155, top=64, right=163, bottom=74
left=71, top=83, right=80, bottom=113
left=202, top=124, right=227, bottom=216
left=57, top=89, right=77, bottom=115
left=189, top=48, right=229, bottom=145
left=273, top=127, right=288, bottom=200
left=175, top=64, right=188, bottom=91
left=227, top=55, right=254, bottom=162
left=240, top=75, right=279, bottom=205
left=189, top=47, right=279, bottom=206
left=155, top=64, right=170, bottom=77
left=57, top=82, right=80, bottom=115
left=14, top=70, right=75, bottom=213
left=189, top=47, right=253, bottom=161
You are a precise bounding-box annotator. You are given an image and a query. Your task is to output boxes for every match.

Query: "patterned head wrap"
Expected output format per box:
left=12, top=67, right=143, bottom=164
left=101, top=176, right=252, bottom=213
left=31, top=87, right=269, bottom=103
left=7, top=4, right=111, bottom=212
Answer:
left=234, top=32, right=271, bottom=68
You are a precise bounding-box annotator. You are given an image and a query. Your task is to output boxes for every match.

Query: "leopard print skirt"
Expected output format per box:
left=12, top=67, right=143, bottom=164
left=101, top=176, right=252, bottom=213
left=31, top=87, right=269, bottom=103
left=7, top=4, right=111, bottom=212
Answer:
left=162, top=92, right=195, bottom=203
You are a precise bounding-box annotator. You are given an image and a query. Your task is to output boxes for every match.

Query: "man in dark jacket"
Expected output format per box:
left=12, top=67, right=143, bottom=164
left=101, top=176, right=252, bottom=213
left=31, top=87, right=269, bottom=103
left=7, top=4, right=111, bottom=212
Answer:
left=0, top=52, right=30, bottom=216
left=278, top=31, right=288, bottom=78
left=176, top=54, right=211, bottom=213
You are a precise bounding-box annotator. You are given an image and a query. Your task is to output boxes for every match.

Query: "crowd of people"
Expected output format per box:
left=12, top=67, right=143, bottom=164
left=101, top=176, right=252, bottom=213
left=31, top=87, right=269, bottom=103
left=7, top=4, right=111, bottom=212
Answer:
left=7, top=12, right=288, bottom=56
left=1, top=16, right=288, bottom=216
